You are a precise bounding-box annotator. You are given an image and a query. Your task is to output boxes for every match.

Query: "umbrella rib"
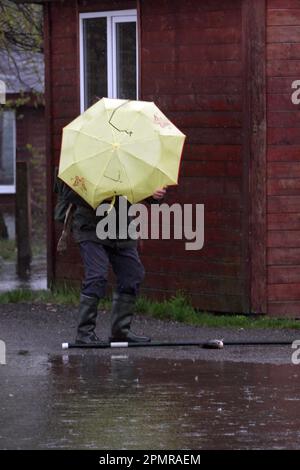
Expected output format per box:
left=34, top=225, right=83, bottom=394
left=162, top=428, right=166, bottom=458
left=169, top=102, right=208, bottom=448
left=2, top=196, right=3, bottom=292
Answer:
left=116, top=151, right=134, bottom=202
left=121, top=138, right=161, bottom=169
left=60, top=147, right=113, bottom=174
left=119, top=147, right=159, bottom=171
left=104, top=99, right=140, bottom=146
left=92, top=149, right=121, bottom=203
left=117, top=109, right=147, bottom=145
left=88, top=100, right=130, bottom=205
left=91, top=149, right=135, bottom=204
left=103, top=98, right=121, bottom=145
left=65, top=128, right=113, bottom=147
left=121, top=136, right=161, bottom=150
left=119, top=147, right=176, bottom=183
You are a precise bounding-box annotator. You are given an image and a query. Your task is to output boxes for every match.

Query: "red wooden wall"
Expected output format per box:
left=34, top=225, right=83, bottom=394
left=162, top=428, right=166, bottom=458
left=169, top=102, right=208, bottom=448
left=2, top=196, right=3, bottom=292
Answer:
left=0, top=103, right=46, bottom=242
left=267, top=0, right=300, bottom=317
left=16, top=105, right=46, bottom=241
left=45, top=0, right=251, bottom=312
left=46, top=0, right=300, bottom=317
left=45, top=0, right=137, bottom=289
left=139, top=0, right=252, bottom=312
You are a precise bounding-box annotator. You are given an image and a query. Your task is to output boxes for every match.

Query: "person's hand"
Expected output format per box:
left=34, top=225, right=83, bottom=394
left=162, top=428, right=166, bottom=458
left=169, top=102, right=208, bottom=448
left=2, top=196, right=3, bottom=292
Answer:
left=152, top=187, right=166, bottom=200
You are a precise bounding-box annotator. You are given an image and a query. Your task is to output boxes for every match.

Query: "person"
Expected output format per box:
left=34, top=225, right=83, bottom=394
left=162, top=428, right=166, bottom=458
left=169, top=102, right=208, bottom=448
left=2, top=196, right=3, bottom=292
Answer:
left=55, top=178, right=166, bottom=345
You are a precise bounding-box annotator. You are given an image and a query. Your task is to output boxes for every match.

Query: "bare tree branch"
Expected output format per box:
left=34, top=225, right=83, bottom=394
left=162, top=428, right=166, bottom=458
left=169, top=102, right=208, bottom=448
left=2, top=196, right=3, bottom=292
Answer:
left=0, top=1, right=43, bottom=53
left=0, top=1, right=44, bottom=93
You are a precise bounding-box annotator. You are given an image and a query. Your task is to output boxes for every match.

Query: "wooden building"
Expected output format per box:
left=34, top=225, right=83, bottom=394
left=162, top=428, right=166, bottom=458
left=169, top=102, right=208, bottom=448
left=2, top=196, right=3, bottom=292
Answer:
left=0, top=49, right=45, bottom=242
left=40, top=0, right=300, bottom=317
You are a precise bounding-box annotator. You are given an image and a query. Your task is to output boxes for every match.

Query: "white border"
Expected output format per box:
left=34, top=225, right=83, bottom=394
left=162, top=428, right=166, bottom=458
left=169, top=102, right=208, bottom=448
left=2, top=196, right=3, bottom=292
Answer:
left=79, top=9, right=138, bottom=113
left=0, top=109, right=16, bottom=194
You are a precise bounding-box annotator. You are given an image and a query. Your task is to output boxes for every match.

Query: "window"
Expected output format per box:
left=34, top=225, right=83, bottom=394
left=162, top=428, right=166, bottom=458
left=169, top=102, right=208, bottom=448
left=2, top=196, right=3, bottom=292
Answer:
left=80, top=10, right=138, bottom=111
left=0, top=110, right=16, bottom=193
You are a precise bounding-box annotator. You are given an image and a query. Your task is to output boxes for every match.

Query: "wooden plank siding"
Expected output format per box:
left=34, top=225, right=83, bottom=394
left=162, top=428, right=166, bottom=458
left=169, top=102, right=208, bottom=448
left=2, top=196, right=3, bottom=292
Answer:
left=267, top=0, right=300, bottom=316
left=46, top=0, right=139, bottom=290
left=139, top=0, right=249, bottom=312
left=45, top=0, right=268, bottom=314
left=242, top=0, right=267, bottom=314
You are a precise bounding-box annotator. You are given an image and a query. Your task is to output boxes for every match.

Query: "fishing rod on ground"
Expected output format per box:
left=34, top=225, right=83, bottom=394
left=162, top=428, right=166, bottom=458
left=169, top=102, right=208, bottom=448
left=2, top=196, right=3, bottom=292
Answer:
left=62, top=339, right=293, bottom=350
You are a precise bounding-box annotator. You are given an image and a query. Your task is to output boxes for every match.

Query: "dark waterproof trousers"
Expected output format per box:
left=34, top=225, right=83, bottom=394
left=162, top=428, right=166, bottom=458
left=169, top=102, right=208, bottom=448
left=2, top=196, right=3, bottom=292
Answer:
left=79, top=241, right=145, bottom=300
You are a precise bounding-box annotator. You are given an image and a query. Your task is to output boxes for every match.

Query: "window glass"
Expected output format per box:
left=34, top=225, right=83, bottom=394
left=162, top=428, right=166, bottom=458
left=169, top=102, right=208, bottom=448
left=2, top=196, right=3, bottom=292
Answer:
left=81, top=12, right=138, bottom=110
left=83, top=17, right=107, bottom=108
left=116, top=21, right=137, bottom=100
left=0, top=110, right=15, bottom=189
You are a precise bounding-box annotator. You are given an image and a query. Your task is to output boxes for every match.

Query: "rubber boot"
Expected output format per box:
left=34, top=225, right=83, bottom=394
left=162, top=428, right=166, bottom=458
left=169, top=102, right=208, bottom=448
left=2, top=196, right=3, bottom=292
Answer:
left=110, top=292, right=151, bottom=343
left=75, top=294, right=101, bottom=344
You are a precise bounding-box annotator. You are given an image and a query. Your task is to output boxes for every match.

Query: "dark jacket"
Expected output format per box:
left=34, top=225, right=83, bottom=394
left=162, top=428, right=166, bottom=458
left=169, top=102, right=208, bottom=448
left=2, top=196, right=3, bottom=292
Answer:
left=54, top=177, right=161, bottom=248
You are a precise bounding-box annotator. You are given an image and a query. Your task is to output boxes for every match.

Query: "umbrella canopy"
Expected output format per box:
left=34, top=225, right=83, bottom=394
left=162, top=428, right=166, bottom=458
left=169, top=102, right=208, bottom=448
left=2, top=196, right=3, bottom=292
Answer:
left=58, top=98, right=186, bottom=209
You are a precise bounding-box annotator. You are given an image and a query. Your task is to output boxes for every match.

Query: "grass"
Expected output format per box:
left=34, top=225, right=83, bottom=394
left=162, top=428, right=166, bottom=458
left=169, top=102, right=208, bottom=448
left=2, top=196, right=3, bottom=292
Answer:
left=0, top=288, right=299, bottom=329
left=0, top=238, right=46, bottom=261
left=135, top=295, right=300, bottom=329
left=0, top=287, right=111, bottom=309
left=0, top=239, right=16, bottom=261
left=32, top=240, right=47, bottom=258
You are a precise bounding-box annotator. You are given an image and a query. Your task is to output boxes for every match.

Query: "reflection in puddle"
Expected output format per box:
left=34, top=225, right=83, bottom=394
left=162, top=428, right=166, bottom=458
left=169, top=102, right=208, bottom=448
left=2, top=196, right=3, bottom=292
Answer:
left=0, top=256, right=47, bottom=291
left=1, top=354, right=300, bottom=449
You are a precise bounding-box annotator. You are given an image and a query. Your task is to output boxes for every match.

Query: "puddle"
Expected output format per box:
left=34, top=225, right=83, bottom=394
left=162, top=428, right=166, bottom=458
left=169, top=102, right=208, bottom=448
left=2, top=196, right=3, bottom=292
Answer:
left=0, top=255, right=47, bottom=291
left=0, top=354, right=300, bottom=449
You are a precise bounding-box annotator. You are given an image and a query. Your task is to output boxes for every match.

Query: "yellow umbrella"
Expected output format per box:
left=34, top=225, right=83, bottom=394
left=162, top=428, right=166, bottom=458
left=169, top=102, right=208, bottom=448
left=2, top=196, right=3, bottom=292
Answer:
left=58, top=98, right=186, bottom=209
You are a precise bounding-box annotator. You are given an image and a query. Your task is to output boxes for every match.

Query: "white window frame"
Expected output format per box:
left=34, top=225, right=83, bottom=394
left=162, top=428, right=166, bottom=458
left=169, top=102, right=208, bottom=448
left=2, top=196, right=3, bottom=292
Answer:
left=79, top=9, right=138, bottom=112
left=0, top=109, right=16, bottom=194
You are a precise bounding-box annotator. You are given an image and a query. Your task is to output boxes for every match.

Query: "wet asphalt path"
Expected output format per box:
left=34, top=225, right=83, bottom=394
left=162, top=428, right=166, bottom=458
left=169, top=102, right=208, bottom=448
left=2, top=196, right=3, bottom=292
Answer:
left=0, top=303, right=298, bottom=363
left=1, top=303, right=300, bottom=450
